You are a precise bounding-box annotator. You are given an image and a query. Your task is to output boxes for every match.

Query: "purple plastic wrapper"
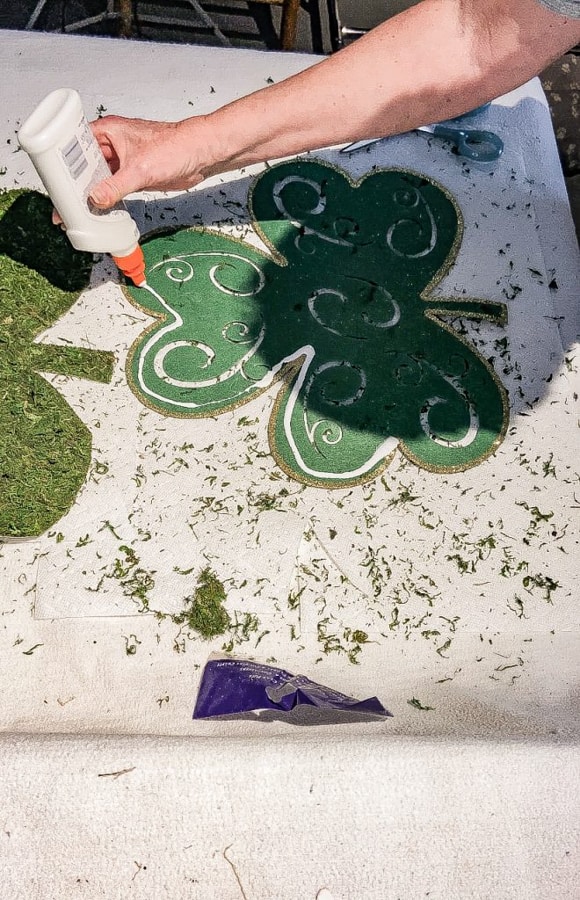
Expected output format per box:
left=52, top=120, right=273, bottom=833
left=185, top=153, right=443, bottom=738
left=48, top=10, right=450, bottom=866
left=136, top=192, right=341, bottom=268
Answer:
left=193, top=655, right=392, bottom=719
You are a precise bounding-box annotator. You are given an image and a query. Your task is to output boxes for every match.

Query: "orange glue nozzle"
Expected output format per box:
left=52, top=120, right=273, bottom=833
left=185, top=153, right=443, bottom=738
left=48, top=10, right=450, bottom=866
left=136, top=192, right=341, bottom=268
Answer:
left=112, top=245, right=147, bottom=287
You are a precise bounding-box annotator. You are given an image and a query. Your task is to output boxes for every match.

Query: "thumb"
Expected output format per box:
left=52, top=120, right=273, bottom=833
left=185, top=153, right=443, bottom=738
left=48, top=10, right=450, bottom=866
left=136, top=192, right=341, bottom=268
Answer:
left=89, top=174, right=132, bottom=209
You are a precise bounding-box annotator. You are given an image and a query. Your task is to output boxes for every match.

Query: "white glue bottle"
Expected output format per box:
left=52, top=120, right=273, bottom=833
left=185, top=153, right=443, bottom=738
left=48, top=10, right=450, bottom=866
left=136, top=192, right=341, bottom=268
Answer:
left=18, top=87, right=147, bottom=287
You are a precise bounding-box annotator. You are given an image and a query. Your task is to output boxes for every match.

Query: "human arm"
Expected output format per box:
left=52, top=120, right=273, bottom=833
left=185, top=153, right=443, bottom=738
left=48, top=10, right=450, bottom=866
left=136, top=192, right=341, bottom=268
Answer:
left=90, top=0, right=580, bottom=207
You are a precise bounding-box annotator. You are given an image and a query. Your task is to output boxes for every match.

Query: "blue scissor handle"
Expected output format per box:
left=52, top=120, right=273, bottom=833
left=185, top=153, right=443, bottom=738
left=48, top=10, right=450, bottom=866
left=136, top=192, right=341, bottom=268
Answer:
left=431, top=124, right=504, bottom=162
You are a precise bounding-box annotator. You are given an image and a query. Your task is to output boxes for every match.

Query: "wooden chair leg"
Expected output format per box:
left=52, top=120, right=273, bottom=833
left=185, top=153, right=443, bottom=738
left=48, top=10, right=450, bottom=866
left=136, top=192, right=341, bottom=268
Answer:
left=117, top=0, right=133, bottom=36
left=280, top=0, right=301, bottom=51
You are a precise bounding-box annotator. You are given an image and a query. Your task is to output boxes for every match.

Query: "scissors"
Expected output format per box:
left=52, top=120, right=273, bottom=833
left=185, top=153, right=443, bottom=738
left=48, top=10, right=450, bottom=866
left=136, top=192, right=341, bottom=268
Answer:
left=341, top=123, right=503, bottom=162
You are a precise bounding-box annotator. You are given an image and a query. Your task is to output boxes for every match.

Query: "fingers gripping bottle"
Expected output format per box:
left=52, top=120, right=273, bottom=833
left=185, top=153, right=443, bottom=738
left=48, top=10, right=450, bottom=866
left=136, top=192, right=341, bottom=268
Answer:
left=18, top=88, right=147, bottom=287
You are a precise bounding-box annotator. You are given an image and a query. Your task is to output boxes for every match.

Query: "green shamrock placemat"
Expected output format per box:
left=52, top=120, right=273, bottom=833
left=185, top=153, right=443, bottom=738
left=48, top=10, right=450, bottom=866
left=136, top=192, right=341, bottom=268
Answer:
left=125, top=160, right=508, bottom=488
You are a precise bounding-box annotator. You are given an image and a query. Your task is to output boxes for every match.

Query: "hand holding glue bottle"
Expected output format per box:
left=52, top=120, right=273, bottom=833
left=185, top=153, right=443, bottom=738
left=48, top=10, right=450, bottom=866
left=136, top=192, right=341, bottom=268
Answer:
left=18, top=88, right=147, bottom=288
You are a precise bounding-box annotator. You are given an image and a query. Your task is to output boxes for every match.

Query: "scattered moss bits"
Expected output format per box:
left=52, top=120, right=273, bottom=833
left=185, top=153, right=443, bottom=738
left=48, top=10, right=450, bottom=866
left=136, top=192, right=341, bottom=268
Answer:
left=407, top=697, right=434, bottom=711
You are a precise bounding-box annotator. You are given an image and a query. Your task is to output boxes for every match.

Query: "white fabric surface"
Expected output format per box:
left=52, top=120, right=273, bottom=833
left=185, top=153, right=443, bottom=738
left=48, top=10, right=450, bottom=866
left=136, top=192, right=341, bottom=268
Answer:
left=1, top=732, right=579, bottom=900
left=0, top=30, right=579, bottom=899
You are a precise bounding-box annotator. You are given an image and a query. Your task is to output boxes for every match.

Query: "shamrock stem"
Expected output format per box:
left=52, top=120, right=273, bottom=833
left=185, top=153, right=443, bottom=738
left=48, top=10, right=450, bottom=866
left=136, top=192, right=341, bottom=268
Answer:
left=30, top=343, right=115, bottom=384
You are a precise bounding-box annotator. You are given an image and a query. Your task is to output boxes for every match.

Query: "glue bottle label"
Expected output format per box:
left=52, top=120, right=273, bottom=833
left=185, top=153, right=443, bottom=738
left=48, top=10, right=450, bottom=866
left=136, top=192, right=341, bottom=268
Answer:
left=59, top=113, right=125, bottom=219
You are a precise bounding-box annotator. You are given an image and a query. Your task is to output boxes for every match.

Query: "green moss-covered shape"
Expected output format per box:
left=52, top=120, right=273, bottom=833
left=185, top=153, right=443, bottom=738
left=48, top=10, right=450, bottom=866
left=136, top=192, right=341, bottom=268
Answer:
left=0, top=190, right=114, bottom=537
left=173, top=566, right=230, bottom=639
